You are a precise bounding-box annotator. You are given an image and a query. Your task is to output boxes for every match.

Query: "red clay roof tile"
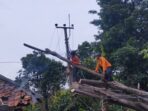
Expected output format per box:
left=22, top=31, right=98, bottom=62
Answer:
left=0, top=82, right=32, bottom=107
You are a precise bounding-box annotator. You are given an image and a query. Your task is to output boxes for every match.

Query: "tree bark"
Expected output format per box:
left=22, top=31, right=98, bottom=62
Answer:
left=72, top=84, right=148, bottom=111
left=80, top=79, right=148, bottom=97
left=79, top=79, right=106, bottom=88
left=108, top=81, right=148, bottom=97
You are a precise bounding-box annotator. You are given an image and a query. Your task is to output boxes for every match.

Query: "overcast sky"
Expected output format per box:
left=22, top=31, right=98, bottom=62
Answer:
left=0, top=0, right=99, bottom=80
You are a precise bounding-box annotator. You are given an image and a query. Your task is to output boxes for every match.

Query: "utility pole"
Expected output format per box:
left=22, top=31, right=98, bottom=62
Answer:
left=55, top=23, right=74, bottom=85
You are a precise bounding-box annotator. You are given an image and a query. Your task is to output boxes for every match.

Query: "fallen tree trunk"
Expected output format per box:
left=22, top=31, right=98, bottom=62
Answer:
left=79, top=79, right=148, bottom=103
left=108, top=81, right=148, bottom=97
left=79, top=79, right=148, bottom=97
left=24, top=43, right=103, bottom=78
left=24, top=43, right=148, bottom=111
left=79, top=79, right=106, bottom=88
left=73, top=84, right=148, bottom=111
left=78, top=84, right=147, bottom=101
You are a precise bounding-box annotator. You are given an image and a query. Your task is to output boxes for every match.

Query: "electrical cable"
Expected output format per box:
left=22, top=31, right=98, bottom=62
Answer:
left=0, top=62, right=21, bottom=64
left=56, top=28, right=61, bottom=53
left=48, top=27, right=56, bottom=49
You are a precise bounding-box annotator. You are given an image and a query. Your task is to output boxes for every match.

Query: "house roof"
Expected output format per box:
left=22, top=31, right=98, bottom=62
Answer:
left=0, top=74, right=41, bottom=107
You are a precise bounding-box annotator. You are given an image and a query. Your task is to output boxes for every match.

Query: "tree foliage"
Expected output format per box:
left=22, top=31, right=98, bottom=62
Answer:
left=49, top=90, right=100, bottom=111
left=19, top=52, right=66, bottom=92
left=16, top=52, right=66, bottom=111
left=89, top=0, right=148, bottom=90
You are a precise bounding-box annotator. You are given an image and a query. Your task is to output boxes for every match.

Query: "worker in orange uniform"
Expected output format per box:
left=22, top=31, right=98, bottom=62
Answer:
left=70, top=50, right=80, bottom=82
left=95, top=52, right=113, bottom=81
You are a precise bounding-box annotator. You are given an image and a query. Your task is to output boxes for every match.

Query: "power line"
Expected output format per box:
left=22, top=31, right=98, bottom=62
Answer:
left=0, top=62, right=21, bottom=64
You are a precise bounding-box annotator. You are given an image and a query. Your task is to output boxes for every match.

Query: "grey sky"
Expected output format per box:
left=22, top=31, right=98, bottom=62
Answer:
left=0, top=0, right=98, bottom=80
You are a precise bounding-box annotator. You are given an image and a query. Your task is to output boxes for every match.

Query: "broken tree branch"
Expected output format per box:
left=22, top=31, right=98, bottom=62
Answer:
left=24, top=43, right=103, bottom=78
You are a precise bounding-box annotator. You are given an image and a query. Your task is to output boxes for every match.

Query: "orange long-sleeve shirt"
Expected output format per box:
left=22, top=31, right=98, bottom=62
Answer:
left=95, top=56, right=112, bottom=73
left=71, top=55, right=80, bottom=64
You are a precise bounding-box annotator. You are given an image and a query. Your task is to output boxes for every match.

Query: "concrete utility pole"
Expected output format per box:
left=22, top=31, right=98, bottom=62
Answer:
left=55, top=23, right=74, bottom=85
left=55, top=24, right=74, bottom=61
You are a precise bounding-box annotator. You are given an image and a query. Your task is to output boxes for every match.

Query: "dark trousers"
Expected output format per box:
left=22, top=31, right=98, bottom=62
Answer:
left=72, top=67, right=80, bottom=82
left=105, top=67, right=113, bottom=81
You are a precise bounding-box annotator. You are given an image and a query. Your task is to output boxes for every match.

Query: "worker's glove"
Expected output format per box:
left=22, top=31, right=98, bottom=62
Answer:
left=95, top=70, right=98, bottom=73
